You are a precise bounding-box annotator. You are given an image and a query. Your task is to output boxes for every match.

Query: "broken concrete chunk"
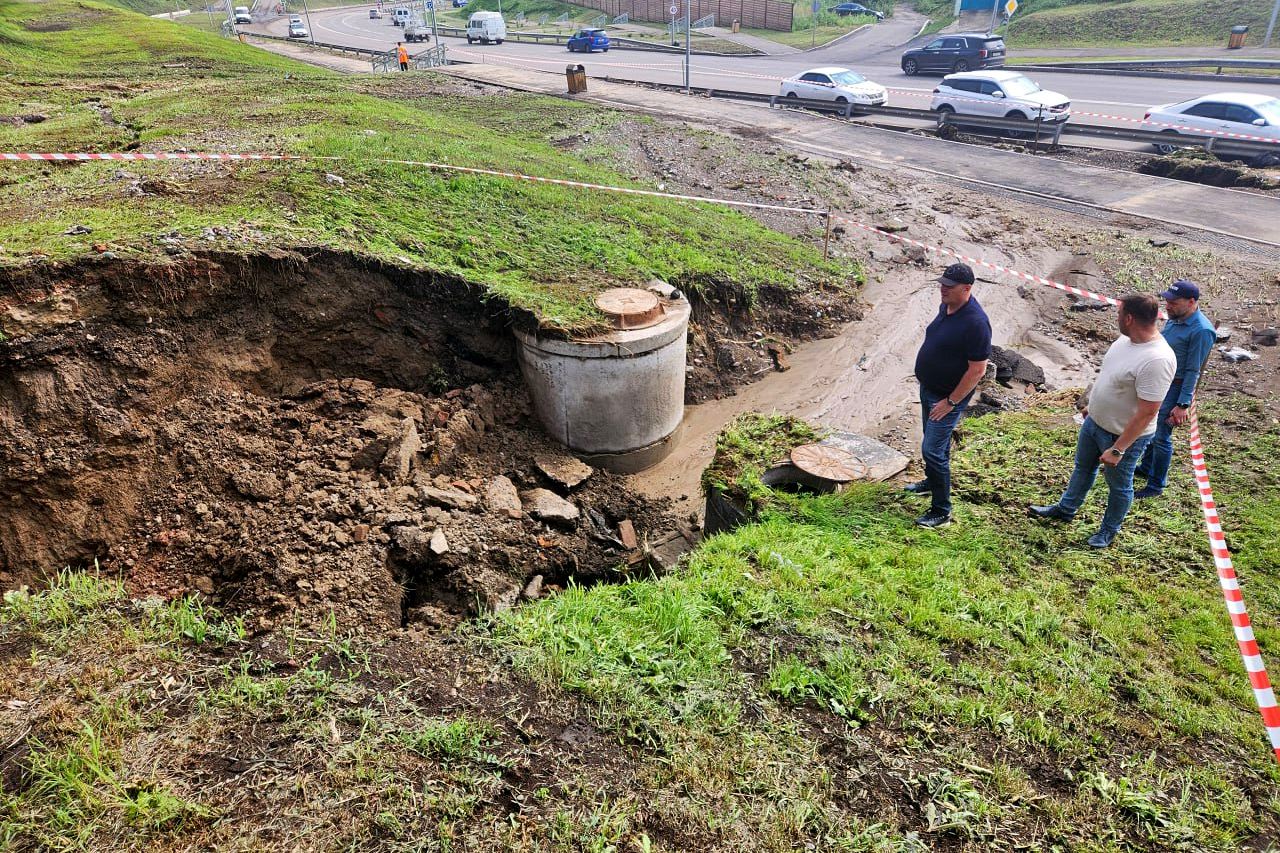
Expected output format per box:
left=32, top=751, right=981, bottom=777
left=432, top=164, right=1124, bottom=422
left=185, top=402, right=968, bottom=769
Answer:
left=535, top=455, right=594, bottom=489
left=391, top=525, right=432, bottom=560
left=521, top=488, right=580, bottom=523
left=485, top=475, right=523, bottom=516
left=419, top=486, right=478, bottom=510
left=1221, top=347, right=1258, bottom=363
left=429, top=529, right=449, bottom=555
left=379, top=417, right=421, bottom=484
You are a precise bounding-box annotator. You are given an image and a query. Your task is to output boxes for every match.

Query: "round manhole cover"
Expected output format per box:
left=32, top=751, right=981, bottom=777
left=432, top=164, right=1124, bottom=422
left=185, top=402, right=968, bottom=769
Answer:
left=595, top=288, right=664, bottom=330
left=790, top=444, right=868, bottom=483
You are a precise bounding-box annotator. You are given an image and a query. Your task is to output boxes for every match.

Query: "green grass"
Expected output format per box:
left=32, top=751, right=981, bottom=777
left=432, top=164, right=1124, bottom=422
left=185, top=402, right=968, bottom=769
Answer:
left=912, top=0, right=1280, bottom=47
left=1007, top=0, right=1279, bottom=47
left=0, top=0, right=856, bottom=334
left=5, top=397, right=1280, bottom=849
left=486, top=395, right=1280, bottom=849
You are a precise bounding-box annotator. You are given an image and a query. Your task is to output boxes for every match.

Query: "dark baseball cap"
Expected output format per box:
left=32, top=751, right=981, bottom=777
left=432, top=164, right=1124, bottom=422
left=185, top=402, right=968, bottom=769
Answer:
left=936, top=263, right=975, bottom=287
left=1158, top=280, right=1200, bottom=300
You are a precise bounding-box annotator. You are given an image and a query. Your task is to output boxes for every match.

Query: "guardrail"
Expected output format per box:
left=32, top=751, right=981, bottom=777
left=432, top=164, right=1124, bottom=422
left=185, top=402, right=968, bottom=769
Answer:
left=1017, top=57, right=1280, bottom=82
left=433, top=25, right=698, bottom=52
left=245, top=30, right=385, bottom=58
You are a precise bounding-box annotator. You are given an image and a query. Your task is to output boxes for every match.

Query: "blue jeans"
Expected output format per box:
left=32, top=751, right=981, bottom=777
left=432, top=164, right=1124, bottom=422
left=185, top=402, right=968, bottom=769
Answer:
left=1057, top=416, right=1153, bottom=536
left=1136, top=390, right=1179, bottom=491
left=919, top=386, right=971, bottom=516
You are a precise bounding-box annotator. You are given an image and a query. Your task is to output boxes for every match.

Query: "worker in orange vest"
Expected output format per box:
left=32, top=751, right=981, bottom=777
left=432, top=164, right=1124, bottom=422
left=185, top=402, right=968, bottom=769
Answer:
left=396, top=41, right=409, bottom=71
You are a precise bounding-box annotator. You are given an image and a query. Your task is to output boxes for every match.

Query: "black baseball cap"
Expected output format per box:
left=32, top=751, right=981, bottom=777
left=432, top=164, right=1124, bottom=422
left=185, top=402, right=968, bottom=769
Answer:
left=1158, top=280, right=1200, bottom=300
left=936, top=263, right=975, bottom=287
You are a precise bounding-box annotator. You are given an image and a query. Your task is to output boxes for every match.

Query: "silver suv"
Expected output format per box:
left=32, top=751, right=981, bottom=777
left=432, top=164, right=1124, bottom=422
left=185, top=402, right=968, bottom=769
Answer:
left=931, top=70, right=1070, bottom=127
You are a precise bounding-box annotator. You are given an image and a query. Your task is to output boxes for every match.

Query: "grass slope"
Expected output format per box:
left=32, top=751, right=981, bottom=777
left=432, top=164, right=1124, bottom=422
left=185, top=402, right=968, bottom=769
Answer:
left=4, top=396, right=1278, bottom=850
left=913, top=0, right=1276, bottom=47
left=0, top=0, right=855, bottom=333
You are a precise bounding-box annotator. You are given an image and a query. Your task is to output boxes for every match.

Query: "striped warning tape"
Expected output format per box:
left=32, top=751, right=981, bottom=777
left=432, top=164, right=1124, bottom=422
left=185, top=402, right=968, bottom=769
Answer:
left=826, top=213, right=1123, bottom=308
left=1187, top=405, right=1280, bottom=763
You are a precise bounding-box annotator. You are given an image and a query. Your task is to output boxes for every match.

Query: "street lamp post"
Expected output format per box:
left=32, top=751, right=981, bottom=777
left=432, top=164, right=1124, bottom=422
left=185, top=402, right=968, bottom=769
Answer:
left=1265, top=0, right=1279, bottom=47
left=684, top=2, right=691, bottom=91
left=299, top=0, right=315, bottom=43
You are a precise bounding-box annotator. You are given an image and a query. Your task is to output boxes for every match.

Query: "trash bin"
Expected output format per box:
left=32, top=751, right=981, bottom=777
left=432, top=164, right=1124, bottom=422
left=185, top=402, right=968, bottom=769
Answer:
left=1228, top=25, right=1248, bottom=48
left=732, top=18, right=740, bottom=33
left=565, top=63, right=586, bottom=94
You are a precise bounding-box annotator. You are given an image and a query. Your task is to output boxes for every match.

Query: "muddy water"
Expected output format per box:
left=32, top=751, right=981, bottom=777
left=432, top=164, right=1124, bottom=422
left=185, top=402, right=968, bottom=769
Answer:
left=628, top=249, right=1098, bottom=516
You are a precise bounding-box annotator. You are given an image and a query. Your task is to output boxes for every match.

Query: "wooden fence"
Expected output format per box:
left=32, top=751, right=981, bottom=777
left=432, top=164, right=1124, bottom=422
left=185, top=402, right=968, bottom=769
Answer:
left=581, top=0, right=794, bottom=32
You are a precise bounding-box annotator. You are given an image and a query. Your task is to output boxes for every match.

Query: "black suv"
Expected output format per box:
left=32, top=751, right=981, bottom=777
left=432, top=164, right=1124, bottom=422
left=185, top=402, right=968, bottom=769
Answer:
left=900, top=33, right=1005, bottom=75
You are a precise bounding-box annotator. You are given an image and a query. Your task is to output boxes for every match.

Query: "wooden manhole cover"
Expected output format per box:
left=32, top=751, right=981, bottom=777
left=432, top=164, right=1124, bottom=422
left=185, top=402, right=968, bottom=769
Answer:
left=595, top=287, right=664, bottom=330
left=790, top=444, right=868, bottom=483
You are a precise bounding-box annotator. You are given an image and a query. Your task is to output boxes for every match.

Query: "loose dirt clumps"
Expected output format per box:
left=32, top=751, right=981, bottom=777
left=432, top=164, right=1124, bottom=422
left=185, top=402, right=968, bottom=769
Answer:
left=0, top=252, right=679, bottom=632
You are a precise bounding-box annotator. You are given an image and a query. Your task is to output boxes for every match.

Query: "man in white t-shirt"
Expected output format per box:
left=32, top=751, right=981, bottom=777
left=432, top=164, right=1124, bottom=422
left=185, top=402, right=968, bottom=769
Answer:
left=1028, top=293, right=1176, bottom=548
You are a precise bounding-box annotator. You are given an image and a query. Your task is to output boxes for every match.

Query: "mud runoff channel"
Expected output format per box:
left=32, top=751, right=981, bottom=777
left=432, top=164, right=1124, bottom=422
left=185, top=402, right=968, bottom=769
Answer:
left=0, top=252, right=686, bottom=634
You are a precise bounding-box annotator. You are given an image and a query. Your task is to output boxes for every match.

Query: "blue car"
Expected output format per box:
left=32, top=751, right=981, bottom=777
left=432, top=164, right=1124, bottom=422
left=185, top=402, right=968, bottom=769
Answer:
left=567, top=27, right=609, bottom=52
left=829, top=3, right=883, bottom=19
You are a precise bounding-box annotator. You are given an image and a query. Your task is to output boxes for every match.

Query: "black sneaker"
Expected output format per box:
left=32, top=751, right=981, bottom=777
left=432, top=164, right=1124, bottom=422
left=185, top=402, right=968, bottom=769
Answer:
left=1028, top=504, right=1074, bottom=522
left=903, top=479, right=931, bottom=495
left=915, top=510, right=952, bottom=529
left=1133, top=486, right=1163, bottom=500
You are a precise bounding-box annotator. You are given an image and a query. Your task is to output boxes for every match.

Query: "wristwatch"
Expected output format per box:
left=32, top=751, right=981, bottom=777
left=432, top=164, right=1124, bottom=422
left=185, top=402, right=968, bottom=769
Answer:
left=1174, top=403, right=1189, bottom=409
left=1105, top=447, right=1125, bottom=459
left=946, top=396, right=960, bottom=407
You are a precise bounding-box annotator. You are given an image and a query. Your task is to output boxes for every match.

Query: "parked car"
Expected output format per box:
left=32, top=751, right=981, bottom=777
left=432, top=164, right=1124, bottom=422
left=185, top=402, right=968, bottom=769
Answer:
left=452, top=0, right=468, bottom=7
left=404, top=21, right=430, bottom=41
left=287, top=20, right=307, bottom=37
left=930, top=70, right=1069, bottom=134
left=779, top=66, right=887, bottom=108
left=1142, top=92, right=1280, bottom=163
left=567, top=27, right=609, bottom=52
left=369, top=7, right=381, bottom=18
left=829, top=3, right=883, bottom=19
left=901, top=33, right=1004, bottom=75
left=465, top=10, right=505, bottom=44
left=232, top=5, right=251, bottom=23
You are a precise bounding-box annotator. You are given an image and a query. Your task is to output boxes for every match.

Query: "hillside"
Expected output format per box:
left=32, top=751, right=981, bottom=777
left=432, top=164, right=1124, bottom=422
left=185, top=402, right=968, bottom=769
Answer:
left=3, top=0, right=1280, bottom=850
left=913, top=0, right=1277, bottom=46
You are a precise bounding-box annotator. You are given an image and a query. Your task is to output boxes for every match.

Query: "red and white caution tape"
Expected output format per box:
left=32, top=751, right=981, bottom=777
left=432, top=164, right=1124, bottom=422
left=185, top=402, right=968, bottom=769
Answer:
left=827, top=213, right=1123, bottom=308
left=1187, top=405, right=1280, bottom=763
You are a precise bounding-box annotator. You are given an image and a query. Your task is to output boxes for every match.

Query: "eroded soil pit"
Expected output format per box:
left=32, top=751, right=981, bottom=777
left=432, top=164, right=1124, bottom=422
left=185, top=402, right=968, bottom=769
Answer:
left=0, top=252, right=735, bottom=633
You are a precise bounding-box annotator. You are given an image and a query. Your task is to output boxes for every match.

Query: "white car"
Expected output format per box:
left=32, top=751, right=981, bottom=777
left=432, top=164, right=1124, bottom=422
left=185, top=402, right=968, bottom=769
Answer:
left=931, top=70, right=1070, bottom=132
left=779, top=67, right=887, bottom=109
left=1141, top=92, right=1280, bottom=162
left=287, top=20, right=308, bottom=37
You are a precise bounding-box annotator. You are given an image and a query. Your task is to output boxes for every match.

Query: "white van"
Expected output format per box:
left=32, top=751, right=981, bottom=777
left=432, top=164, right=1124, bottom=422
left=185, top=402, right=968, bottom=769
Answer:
left=391, top=6, right=411, bottom=26
left=232, top=5, right=251, bottom=23
left=466, top=10, right=505, bottom=44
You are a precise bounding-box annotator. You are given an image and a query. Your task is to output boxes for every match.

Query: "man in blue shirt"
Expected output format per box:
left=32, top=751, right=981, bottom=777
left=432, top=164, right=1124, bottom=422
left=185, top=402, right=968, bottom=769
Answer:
left=907, top=263, right=992, bottom=529
left=1134, top=279, right=1217, bottom=499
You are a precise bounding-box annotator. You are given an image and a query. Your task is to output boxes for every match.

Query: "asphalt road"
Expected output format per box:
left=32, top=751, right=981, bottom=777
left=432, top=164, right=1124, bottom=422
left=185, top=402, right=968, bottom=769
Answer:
left=261, top=5, right=1280, bottom=132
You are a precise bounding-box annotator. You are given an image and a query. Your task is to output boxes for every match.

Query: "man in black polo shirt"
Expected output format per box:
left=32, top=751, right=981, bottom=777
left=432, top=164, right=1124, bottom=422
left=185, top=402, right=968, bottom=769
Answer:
left=906, top=263, right=992, bottom=528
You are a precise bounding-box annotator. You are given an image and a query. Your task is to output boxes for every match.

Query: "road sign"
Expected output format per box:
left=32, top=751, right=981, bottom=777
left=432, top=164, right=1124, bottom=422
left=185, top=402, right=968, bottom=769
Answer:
left=811, top=0, right=820, bottom=11
left=425, top=0, right=433, bottom=8
left=1004, top=0, right=1017, bottom=15
left=669, top=4, right=677, bottom=14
